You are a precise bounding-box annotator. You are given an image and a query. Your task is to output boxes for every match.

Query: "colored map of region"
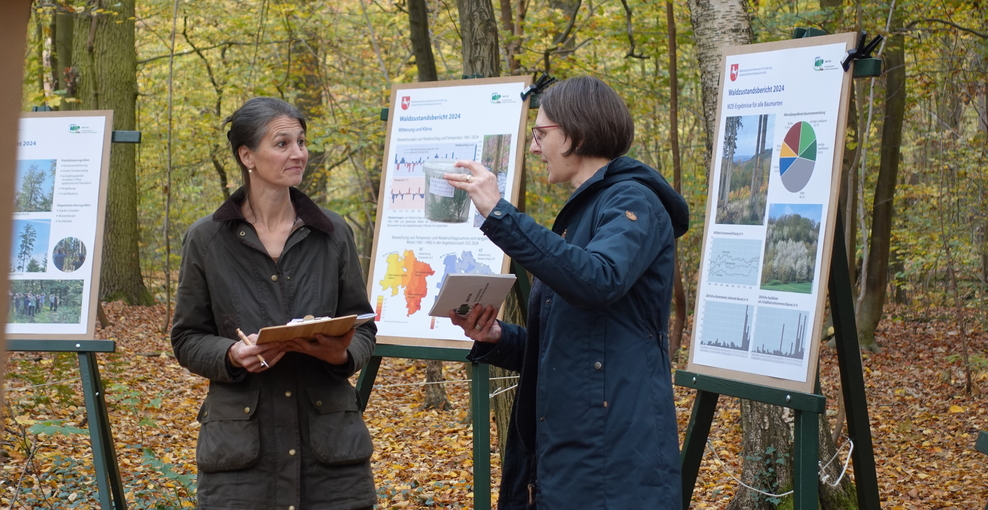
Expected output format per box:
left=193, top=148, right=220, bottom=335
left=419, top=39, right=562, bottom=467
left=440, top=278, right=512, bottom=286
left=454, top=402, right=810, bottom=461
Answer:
left=379, top=250, right=435, bottom=315
left=436, top=251, right=494, bottom=292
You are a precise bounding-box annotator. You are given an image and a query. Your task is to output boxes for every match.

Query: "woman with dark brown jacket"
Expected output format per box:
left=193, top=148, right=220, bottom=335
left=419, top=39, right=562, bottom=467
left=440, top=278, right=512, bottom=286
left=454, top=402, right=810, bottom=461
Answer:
left=171, top=97, right=377, bottom=510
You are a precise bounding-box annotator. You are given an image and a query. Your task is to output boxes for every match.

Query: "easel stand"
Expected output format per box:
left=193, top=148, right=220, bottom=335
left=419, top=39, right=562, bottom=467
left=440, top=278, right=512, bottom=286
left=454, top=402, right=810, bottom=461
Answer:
left=7, top=339, right=126, bottom=510
left=677, top=213, right=880, bottom=510
left=355, top=344, right=492, bottom=510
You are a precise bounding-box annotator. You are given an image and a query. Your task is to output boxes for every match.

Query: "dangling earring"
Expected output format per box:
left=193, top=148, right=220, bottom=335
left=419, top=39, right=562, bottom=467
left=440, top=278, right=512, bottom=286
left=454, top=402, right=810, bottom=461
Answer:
left=248, top=167, right=253, bottom=173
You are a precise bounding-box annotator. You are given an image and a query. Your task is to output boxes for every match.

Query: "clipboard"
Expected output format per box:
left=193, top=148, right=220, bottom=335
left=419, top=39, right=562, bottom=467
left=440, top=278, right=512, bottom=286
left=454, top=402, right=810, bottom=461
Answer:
left=255, top=314, right=375, bottom=344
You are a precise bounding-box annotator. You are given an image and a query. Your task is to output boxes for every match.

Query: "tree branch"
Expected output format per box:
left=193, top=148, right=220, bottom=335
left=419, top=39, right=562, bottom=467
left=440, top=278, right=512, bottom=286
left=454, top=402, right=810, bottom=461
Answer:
left=905, top=18, right=987, bottom=39
left=138, top=40, right=288, bottom=65
left=619, top=0, right=648, bottom=59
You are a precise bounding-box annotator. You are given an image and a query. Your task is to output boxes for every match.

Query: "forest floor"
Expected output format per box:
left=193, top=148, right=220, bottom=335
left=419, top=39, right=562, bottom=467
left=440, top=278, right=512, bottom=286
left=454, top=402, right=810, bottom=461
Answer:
left=1, top=302, right=986, bottom=509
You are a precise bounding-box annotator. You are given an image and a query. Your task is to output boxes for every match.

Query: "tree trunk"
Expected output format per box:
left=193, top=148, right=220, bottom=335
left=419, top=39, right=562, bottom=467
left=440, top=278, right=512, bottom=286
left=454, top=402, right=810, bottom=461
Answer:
left=457, top=0, right=501, bottom=77
left=410, top=0, right=438, bottom=82
left=404, top=0, right=453, bottom=411
left=725, top=401, right=793, bottom=510
left=666, top=0, right=687, bottom=358
left=73, top=0, right=152, bottom=305
left=856, top=14, right=905, bottom=351
left=456, top=0, right=512, bottom=441
left=685, top=0, right=752, bottom=176
left=52, top=11, right=78, bottom=110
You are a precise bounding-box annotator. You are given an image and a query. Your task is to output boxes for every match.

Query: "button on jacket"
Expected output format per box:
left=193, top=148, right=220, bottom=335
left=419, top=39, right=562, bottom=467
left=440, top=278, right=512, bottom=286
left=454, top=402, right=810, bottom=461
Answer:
left=171, top=187, right=377, bottom=510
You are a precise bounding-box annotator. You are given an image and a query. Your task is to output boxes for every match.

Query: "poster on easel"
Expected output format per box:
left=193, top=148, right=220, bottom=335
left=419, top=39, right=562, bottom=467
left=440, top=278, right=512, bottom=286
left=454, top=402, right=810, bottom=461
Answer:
left=7, top=111, right=113, bottom=340
left=686, top=33, right=856, bottom=393
left=366, top=76, right=532, bottom=349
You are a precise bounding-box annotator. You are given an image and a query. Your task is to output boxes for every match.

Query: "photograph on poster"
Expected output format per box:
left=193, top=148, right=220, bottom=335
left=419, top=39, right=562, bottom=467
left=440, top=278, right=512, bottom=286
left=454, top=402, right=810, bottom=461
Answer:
left=475, top=134, right=512, bottom=226
left=15, top=159, right=56, bottom=213
left=10, top=219, right=51, bottom=273
left=716, top=114, right=774, bottom=225
left=53, top=237, right=87, bottom=273
left=7, top=279, right=84, bottom=324
left=759, top=203, right=822, bottom=294
left=751, top=305, right=810, bottom=361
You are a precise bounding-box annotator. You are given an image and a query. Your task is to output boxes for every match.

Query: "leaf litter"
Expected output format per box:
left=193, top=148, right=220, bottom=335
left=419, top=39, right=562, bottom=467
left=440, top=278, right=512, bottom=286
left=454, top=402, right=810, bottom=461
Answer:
left=1, top=303, right=985, bottom=509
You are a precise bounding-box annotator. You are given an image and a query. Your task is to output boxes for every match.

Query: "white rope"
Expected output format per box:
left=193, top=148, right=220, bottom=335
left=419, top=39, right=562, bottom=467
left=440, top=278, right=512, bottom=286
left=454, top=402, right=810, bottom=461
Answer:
left=706, top=439, right=794, bottom=498
left=705, top=436, right=856, bottom=497
left=489, top=384, right=518, bottom=399
left=371, top=375, right=518, bottom=390
left=819, top=438, right=854, bottom=487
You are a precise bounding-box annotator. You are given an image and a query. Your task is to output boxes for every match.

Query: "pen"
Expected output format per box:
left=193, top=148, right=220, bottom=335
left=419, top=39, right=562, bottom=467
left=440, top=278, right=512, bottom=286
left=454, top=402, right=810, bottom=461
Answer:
left=236, top=328, right=270, bottom=369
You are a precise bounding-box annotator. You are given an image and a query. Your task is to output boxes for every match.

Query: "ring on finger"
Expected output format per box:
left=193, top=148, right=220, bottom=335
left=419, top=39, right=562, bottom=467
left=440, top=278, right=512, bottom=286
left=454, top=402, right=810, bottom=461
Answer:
left=466, top=175, right=473, bottom=183
left=474, top=323, right=483, bottom=330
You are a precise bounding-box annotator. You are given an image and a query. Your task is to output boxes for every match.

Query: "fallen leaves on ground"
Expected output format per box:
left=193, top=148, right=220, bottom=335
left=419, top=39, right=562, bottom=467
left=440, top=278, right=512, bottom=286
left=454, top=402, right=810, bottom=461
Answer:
left=1, top=303, right=986, bottom=509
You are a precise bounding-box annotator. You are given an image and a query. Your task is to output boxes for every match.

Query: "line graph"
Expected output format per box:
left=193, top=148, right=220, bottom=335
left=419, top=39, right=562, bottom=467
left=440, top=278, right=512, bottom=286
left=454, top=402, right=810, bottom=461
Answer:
left=706, top=238, right=762, bottom=286
left=392, top=143, right=479, bottom=175
left=388, top=177, right=426, bottom=210
left=698, top=300, right=752, bottom=351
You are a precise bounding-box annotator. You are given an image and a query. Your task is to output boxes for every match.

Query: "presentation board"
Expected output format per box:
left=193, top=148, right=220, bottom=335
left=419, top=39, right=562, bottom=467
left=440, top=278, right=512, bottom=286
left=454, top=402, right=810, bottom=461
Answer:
left=686, top=33, right=856, bottom=393
left=366, top=76, right=531, bottom=349
left=7, top=111, right=113, bottom=340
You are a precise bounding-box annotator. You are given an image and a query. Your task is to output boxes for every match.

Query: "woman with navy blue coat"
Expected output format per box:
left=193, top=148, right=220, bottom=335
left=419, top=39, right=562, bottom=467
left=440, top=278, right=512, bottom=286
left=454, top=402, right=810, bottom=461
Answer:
left=445, top=76, right=690, bottom=509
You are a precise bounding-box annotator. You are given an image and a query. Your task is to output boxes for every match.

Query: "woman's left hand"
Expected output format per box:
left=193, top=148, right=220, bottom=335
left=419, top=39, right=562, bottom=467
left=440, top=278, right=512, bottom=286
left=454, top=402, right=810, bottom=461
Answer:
left=283, top=329, right=354, bottom=366
left=445, top=160, right=501, bottom=218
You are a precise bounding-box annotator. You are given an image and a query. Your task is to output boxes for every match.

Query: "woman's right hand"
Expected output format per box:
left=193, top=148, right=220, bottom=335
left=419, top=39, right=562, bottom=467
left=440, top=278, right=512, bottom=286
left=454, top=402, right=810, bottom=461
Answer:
left=449, top=304, right=502, bottom=344
left=228, top=334, right=286, bottom=372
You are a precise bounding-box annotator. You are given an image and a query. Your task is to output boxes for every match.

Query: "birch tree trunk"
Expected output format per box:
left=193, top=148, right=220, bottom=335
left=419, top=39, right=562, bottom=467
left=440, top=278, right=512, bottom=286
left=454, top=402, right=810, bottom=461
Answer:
left=685, top=0, right=752, bottom=169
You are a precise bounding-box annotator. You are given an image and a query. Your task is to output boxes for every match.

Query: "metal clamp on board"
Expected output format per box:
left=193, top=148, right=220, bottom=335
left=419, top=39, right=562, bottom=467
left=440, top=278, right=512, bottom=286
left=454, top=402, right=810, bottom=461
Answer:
left=841, top=31, right=883, bottom=77
left=520, top=73, right=557, bottom=108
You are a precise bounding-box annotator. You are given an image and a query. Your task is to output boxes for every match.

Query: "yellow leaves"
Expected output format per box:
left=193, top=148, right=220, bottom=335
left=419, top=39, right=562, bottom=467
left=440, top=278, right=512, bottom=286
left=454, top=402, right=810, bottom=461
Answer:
left=948, top=404, right=966, bottom=413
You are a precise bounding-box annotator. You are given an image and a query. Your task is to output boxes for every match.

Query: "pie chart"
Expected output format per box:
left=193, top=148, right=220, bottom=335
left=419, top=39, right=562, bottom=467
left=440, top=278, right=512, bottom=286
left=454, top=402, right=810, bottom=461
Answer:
left=779, top=121, right=816, bottom=192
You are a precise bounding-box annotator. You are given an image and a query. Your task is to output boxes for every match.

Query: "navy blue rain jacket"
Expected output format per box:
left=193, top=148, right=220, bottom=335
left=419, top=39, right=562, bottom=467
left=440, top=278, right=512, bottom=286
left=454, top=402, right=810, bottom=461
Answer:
left=470, top=156, right=689, bottom=509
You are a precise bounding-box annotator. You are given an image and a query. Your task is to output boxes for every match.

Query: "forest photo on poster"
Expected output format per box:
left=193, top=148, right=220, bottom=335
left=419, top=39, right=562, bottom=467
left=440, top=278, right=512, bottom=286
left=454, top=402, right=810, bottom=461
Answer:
left=716, top=114, right=774, bottom=225
left=760, top=204, right=822, bottom=294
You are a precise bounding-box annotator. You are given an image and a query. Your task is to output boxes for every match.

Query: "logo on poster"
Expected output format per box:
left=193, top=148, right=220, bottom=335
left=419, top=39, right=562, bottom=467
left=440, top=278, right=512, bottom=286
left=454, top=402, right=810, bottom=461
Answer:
left=812, top=56, right=840, bottom=71
left=729, top=63, right=739, bottom=81
left=401, top=96, right=411, bottom=110
left=490, top=92, right=517, bottom=104
left=68, top=123, right=97, bottom=134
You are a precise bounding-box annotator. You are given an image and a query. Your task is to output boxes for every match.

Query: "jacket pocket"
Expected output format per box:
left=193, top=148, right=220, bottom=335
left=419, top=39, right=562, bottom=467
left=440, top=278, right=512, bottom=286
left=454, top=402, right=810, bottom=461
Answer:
left=196, top=390, right=261, bottom=473
left=306, top=385, right=373, bottom=466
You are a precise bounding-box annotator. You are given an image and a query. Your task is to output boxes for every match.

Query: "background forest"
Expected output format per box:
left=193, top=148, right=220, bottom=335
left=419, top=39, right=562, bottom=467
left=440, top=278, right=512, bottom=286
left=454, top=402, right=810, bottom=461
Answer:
left=4, top=0, right=988, bottom=508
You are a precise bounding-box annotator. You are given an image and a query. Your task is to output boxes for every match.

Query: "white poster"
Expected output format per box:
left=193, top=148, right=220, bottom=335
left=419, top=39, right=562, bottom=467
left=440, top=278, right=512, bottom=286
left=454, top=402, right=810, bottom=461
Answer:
left=367, top=77, right=530, bottom=346
left=688, top=35, right=855, bottom=389
left=7, top=112, right=112, bottom=338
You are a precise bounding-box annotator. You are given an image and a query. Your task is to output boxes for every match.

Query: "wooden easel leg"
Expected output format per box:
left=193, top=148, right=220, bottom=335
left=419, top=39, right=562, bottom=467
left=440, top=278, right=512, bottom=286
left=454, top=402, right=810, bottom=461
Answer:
left=792, top=409, right=819, bottom=510
left=78, top=351, right=126, bottom=510
left=829, top=212, right=881, bottom=510
left=470, top=363, right=492, bottom=510
left=355, top=355, right=383, bottom=412
left=679, top=389, right=719, bottom=509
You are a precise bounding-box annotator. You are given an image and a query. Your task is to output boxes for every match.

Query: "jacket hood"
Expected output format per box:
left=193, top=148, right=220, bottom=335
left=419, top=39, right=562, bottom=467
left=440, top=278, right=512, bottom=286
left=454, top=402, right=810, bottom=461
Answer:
left=570, top=156, right=689, bottom=238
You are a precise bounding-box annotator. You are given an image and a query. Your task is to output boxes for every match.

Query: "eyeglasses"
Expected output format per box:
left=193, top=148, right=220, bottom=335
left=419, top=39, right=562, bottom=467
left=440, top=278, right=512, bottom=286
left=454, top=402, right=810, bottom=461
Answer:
left=531, top=125, right=560, bottom=148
